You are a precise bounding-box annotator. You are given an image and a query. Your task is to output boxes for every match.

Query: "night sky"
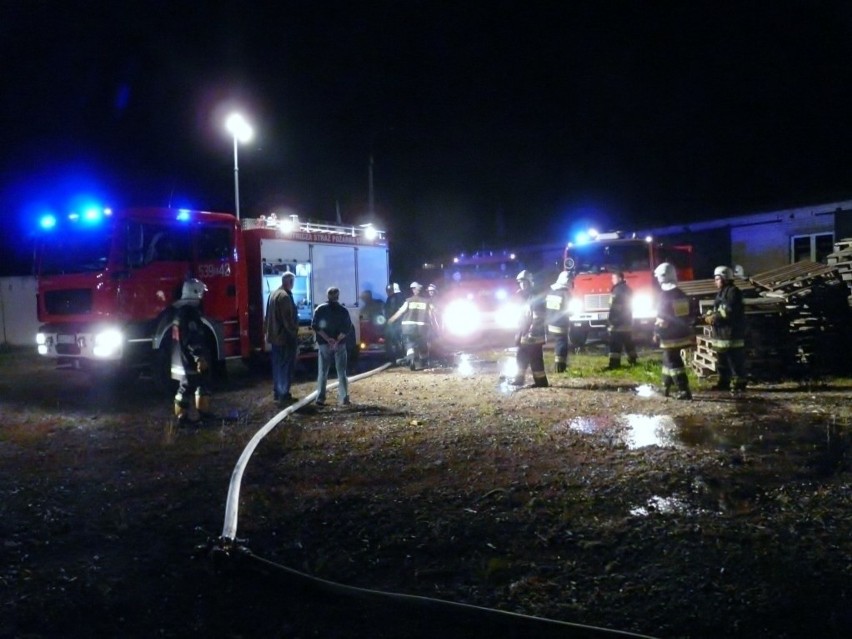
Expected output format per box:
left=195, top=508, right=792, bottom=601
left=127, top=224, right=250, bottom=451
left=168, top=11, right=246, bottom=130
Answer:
left=3, top=1, right=852, bottom=277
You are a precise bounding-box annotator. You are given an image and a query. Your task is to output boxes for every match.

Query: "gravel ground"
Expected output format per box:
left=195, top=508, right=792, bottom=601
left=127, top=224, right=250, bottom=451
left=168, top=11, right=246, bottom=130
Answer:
left=0, top=346, right=850, bottom=638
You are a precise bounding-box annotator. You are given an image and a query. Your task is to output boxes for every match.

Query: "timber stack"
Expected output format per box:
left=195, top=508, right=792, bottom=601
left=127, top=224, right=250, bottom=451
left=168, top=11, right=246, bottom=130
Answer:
left=682, top=252, right=852, bottom=380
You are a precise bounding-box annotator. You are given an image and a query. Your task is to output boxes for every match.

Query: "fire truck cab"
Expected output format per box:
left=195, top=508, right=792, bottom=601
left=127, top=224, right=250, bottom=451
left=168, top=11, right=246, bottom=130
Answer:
left=34, top=206, right=388, bottom=385
left=564, top=230, right=693, bottom=346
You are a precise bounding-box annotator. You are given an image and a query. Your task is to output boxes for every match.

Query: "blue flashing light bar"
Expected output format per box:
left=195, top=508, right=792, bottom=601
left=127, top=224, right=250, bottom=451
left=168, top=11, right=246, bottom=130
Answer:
left=176, top=209, right=191, bottom=222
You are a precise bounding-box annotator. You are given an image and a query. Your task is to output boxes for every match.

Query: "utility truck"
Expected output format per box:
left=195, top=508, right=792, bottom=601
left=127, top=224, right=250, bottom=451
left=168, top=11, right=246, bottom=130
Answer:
left=34, top=206, right=389, bottom=384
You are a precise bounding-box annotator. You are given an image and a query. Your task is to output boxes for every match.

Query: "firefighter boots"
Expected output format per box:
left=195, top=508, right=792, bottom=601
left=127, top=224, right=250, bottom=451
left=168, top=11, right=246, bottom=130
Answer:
left=555, top=362, right=567, bottom=373
left=174, top=402, right=200, bottom=425
left=196, top=394, right=214, bottom=419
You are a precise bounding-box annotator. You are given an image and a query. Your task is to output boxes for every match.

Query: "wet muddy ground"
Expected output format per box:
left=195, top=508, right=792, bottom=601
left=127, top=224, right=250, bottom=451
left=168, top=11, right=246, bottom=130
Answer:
left=0, top=345, right=849, bottom=638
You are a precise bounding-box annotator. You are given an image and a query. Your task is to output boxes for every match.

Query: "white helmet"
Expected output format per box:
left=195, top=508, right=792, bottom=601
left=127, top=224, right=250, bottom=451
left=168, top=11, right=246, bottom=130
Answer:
left=516, top=269, right=533, bottom=283
left=714, top=265, right=734, bottom=280
left=392, top=282, right=401, bottom=294
left=653, top=263, right=677, bottom=285
left=180, top=278, right=207, bottom=302
left=427, top=283, right=438, bottom=293
left=552, top=271, right=570, bottom=288
left=410, top=281, right=423, bottom=292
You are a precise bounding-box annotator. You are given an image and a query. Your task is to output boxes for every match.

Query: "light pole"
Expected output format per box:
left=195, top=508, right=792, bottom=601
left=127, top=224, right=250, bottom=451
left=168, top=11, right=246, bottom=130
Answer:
left=225, top=113, right=253, bottom=220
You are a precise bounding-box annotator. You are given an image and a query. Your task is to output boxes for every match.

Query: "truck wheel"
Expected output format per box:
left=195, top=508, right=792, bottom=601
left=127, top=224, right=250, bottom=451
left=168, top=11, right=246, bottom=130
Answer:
left=568, top=327, right=588, bottom=348
left=152, top=338, right=177, bottom=395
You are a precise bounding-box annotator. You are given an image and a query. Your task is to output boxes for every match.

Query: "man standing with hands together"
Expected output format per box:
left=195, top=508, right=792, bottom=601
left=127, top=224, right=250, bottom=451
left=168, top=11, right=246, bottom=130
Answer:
left=312, top=286, right=354, bottom=406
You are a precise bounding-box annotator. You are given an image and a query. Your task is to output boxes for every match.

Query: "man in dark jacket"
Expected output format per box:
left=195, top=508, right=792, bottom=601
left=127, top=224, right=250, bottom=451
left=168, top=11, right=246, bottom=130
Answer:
left=171, top=278, right=212, bottom=424
left=606, top=271, right=638, bottom=369
left=512, top=270, right=548, bottom=388
left=706, top=265, right=747, bottom=394
left=312, top=287, right=354, bottom=406
left=265, top=271, right=299, bottom=405
left=653, top=263, right=695, bottom=400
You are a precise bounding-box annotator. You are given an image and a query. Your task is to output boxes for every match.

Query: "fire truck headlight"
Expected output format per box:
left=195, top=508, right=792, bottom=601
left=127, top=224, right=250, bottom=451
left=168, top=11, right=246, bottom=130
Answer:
left=568, top=298, right=583, bottom=315
left=36, top=332, right=47, bottom=345
left=632, top=293, right=655, bottom=319
left=495, top=302, right=522, bottom=330
left=444, top=299, right=481, bottom=336
left=93, top=328, right=124, bottom=358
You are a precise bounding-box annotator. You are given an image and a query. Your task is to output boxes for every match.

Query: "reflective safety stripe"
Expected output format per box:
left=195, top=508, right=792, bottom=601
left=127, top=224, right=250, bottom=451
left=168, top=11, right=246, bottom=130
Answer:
left=401, top=320, right=427, bottom=326
left=547, top=325, right=566, bottom=333
left=545, top=295, right=563, bottom=310
left=712, top=338, right=744, bottom=348
left=661, top=365, right=686, bottom=376
left=659, top=336, right=695, bottom=349
left=408, top=301, right=428, bottom=310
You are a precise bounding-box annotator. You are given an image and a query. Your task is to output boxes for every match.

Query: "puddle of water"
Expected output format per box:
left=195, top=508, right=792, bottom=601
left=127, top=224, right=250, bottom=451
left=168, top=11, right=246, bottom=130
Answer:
left=629, top=494, right=707, bottom=517
left=555, top=413, right=849, bottom=470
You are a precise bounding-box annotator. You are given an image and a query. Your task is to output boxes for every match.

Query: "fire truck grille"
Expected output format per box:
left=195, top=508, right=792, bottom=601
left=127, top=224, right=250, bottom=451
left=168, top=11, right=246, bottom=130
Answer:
left=583, top=294, right=611, bottom=311
left=44, top=289, right=93, bottom=315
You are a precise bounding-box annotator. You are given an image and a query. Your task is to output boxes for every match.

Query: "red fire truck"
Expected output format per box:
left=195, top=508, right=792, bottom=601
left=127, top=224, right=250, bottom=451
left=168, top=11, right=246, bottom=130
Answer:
left=34, top=206, right=389, bottom=383
left=564, top=230, right=693, bottom=346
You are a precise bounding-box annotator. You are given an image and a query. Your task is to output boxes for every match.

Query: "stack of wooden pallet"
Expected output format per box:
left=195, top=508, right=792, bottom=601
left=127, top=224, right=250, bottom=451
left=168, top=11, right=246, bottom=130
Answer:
left=825, top=237, right=852, bottom=303
left=684, top=260, right=852, bottom=379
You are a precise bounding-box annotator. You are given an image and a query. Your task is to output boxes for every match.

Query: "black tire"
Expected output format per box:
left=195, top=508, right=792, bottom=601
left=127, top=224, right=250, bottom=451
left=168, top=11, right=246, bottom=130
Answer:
left=568, top=327, right=588, bottom=348
left=152, top=338, right=178, bottom=395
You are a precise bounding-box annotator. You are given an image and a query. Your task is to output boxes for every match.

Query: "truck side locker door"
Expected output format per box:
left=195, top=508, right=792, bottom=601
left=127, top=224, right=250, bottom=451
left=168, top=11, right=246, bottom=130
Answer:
left=311, top=244, right=359, bottom=343
left=356, top=245, right=390, bottom=301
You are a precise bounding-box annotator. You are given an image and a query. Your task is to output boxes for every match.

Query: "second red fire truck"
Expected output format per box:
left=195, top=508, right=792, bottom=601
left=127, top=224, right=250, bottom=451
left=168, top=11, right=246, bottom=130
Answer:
left=563, top=230, right=694, bottom=345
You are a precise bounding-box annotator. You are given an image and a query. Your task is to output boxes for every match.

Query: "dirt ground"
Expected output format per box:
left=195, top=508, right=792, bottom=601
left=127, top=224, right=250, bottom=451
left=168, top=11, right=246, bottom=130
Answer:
left=0, top=344, right=849, bottom=639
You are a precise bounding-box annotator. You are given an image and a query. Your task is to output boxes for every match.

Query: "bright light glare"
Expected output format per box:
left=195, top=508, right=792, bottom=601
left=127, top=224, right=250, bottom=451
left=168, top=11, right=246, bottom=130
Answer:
left=568, top=298, right=583, bottom=315
left=495, top=301, right=522, bottom=329
left=456, top=353, right=474, bottom=376
left=364, top=225, right=378, bottom=240
left=39, top=214, right=57, bottom=230
left=176, top=209, right=191, bottom=222
left=494, top=288, right=508, bottom=301
left=279, top=218, right=296, bottom=233
left=36, top=333, right=46, bottom=345
left=632, top=293, right=656, bottom=319
left=226, top=113, right=254, bottom=143
left=93, top=329, right=123, bottom=358
left=501, top=356, right=518, bottom=380
left=444, top=299, right=481, bottom=336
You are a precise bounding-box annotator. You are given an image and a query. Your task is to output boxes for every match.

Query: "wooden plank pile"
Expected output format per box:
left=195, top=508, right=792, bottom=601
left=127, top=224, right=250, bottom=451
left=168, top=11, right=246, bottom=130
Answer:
left=825, top=237, right=852, bottom=302
left=684, top=259, right=852, bottom=380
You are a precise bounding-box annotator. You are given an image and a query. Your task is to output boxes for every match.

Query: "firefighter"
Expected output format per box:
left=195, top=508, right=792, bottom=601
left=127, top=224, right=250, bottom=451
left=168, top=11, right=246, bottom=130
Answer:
left=606, top=270, right=638, bottom=369
left=652, top=263, right=695, bottom=400
left=383, top=282, right=406, bottom=363
left=171, top=278, right=213, bottom=424
left=705, top=265, right=747, bottom=394
left=545, top=271, right=572, bottom=373
left=512, top=270, right=549, bottom=387
left=387, top=281, right=434, bottom=371
left=426, top=282, right=446, bottom=365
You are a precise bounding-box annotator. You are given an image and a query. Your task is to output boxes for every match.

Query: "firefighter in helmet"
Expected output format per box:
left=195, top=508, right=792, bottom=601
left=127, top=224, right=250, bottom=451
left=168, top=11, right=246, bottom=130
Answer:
left=511, top=270, right=549, bottom=387
left=387, top=281, right=435, bottom=370
left=652, top=263, right=695, bottom=400
left=171, top=278, right=213, bottom=424
left=545, top=271, right=572, bottom=373
left=705, top=265, right=747, bottom=394
left=383, top=283, right=406, bottom=363
left=606, top=270, right=638, bottom=369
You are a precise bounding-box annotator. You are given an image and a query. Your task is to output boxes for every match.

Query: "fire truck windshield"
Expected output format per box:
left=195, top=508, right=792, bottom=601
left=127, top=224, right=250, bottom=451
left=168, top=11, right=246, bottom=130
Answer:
left=567, top=242, right=650, bottom=274
left=38, top=231, right=111, bottom=275
left=447, top=260, right=520, bottom=282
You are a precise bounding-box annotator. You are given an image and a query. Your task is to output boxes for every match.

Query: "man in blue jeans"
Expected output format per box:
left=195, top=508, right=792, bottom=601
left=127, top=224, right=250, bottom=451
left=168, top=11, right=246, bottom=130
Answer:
left=265, top=272, right=299, bottom=405
left=311, top=286, right=354, bottom=406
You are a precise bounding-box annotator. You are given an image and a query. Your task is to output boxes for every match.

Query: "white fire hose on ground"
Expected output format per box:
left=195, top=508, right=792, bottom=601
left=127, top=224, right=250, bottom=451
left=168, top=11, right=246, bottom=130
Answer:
left=221, top=361, right=392, bottom=542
